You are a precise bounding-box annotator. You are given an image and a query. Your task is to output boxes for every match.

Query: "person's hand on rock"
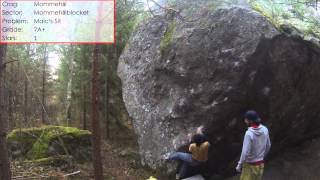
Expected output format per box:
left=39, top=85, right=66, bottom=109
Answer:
left=187, top=133, right=193, bottom=142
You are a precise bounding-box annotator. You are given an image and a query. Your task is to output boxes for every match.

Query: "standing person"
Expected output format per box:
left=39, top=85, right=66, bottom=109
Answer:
left=236, top=110, right=271, bottom=180
left=164, top=126, right=210, bottom=179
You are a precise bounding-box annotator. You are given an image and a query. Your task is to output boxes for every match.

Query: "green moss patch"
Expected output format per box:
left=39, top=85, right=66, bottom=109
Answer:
left=248, top=0, right=320, bottom=38
left=24, top=155, right=73, bottom=167
left=160, top=21, right=176, bottom=56
left=7, top=126, right=92, bottom=161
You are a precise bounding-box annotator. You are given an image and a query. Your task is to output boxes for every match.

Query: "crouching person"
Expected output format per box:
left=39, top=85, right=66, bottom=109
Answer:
left=165, top=127, right=210, bottom=179
left=236, top=110, right=271, bottom=180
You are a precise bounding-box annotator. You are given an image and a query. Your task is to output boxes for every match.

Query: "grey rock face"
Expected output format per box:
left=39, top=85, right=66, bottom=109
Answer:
left=118, top=7, right=320, bottom=175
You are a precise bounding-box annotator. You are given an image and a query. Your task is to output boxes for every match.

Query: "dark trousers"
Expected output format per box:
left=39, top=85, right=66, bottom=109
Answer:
left=169, top=152, right=201, bottom=178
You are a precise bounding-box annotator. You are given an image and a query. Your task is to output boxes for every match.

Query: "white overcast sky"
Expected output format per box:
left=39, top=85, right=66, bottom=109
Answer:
left=48, top=0, right=156, bottom=73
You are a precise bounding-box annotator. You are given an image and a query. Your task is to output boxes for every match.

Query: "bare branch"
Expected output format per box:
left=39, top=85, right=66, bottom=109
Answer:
left=0, top=60, right=19, bottom=69
left=3, top=60, right=18, bottom=66
left=149, top=0, right=180, bottom=13
left=146, top=0, right=155, bottom=16
left=63, top=170, right=81, bottom=177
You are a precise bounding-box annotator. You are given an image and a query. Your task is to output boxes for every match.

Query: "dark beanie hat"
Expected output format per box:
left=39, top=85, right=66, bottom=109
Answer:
left=245, top=110, right=261, bottom=123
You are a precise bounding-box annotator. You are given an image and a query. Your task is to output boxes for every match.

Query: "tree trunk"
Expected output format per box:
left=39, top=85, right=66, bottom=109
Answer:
left=104, top=47, right=112, bottom=139
left=0, top=45, right=12, bottom=180
left=66, top=46, right=75, bottom=126
left=41, top=47, right=47, bottom=124
left=104, top=74, right=110, bottom=139
left=91, top=45, right=103, bottom=180
left=83, top=85, right=87, bottom=130
left=24, top=45, right=30, bottom=124
left=24, top=78, right=28, bottom=124
left=15, top=61, right=20, bottom=129
left=8, top=64, right=13, bottom=129
left=3, top=63, right=8, bottom=127
left=104, top=46, right=114, bottom=139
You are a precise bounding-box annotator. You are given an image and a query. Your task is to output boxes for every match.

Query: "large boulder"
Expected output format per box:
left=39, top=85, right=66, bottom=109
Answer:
left=118, top=7, right=320, bottom=176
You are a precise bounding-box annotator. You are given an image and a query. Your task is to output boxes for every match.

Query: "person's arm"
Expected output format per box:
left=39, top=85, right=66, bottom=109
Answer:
left=238, top=133, right=252, bottom=166
left=236, top=133, right=252, bottom=172
left=189, top=144, right=194, bottom=153
left=187, top=133, right=193, bottom=143
left=264, top=132, right=271, bottom=158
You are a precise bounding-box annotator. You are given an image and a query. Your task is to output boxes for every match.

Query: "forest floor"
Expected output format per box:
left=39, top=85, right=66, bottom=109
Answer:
left=10, top=125, right=320, bottom=180
left=11, top=129, right=169, bottom=180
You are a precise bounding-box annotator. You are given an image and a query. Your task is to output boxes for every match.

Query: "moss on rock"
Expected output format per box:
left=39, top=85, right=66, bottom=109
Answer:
left=248, top=0, right=320, bottom=39
left=160, top=21, right=176, bottom=56
left=7, top=126, right=92, bottom=161
left=24, top=155, right=73, bottom=167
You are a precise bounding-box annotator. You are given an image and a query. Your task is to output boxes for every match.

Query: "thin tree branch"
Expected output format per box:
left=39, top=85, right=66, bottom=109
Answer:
left=0, top=60, right=19, bottom=69
left=63, top=170, right=81, bottom=177
left=2, top=60, right=18, bottom=66
left=149, top=0, right=179, bottom=13
left=146, top=0, right=155, bottom=16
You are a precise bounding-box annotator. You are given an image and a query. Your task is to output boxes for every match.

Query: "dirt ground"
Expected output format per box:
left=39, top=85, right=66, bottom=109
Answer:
left=11, top=136, right=169, bottom=180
